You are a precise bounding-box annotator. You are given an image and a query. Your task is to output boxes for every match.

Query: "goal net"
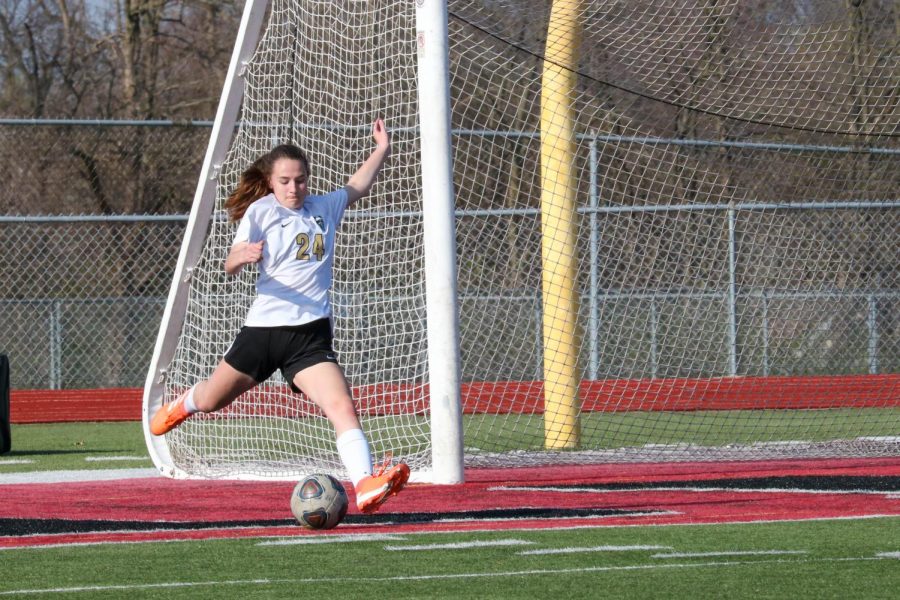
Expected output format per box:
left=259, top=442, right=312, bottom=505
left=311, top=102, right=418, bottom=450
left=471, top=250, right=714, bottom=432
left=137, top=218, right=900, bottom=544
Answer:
left=145, top=0, right=899, bottom=480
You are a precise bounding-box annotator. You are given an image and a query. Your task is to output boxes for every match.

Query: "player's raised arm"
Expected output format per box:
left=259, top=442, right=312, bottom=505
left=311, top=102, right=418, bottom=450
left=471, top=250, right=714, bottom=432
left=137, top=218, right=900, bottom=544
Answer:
left=345, top=118, right=391, bottom=206
left=224, top=240, right=264, bottom=276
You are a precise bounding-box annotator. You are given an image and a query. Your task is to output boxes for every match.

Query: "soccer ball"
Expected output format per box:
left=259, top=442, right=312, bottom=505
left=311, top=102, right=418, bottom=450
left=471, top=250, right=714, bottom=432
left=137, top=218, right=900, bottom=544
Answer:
left=290, top=473, right=349, bottom=530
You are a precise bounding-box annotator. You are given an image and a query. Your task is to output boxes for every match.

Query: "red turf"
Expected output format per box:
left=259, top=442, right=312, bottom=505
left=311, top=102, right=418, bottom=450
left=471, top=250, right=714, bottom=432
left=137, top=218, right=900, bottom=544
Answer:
left=2, top=458, right=899, bottom=548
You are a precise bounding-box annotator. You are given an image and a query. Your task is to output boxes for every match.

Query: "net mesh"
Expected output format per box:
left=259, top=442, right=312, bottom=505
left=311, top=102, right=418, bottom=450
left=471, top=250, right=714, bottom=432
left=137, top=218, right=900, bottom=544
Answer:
left=160, top=0, right=899, bottom=478
left=451, top=0, right=899, bottom=465
left=164, top=0, right=427, bottom=478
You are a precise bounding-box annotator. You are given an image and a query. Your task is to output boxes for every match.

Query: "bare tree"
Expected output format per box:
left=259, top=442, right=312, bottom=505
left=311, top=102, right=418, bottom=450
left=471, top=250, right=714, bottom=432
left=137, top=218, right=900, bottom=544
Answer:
left=0, top=0, right=75, bottom=117
left=1, top=0, right=242, bottom=382
left=0, top=0, right=239, bottom=120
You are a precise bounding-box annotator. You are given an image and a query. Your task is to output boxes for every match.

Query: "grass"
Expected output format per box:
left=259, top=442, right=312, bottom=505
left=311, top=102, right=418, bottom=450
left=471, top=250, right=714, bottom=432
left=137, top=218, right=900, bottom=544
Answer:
left=1, top=519, right=899, bottom=598
left=3, top=408, right=898, bottom=474
left=2, top=421, right=898, bottom=598
left=0, top=422, right=151, bottom=473
left=464, top=408, right=900, bottom=452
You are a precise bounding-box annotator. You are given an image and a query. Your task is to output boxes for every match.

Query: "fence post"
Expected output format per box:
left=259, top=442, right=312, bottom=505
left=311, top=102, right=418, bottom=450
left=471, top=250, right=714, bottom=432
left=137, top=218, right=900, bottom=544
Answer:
left=588, top=135, right=600, bottom=379
left=727, top=207, right=738, bottom=376
left=650, top=298, right=659, bottom=379
left=867, top=294, right=879, bottom=374
left=49, top=300, right=62, bottom=390
left=761, top=289, right=770, bottom=376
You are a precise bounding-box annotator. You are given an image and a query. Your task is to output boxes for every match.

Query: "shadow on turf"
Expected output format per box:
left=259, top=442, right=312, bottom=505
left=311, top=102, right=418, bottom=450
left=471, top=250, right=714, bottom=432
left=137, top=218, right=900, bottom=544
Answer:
left=1, top=507, right=663, bottom=536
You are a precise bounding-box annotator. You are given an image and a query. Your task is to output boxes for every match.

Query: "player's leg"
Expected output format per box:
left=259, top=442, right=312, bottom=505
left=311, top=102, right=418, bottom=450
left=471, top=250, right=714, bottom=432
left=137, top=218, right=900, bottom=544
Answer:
left=291, top=361, right=360, bottom=434
left=291, top=361, right=409, bottom=513
left=150, top=360, right=257, bottom=436
left=193, top=360, right=259, bottom=412
left=151, top=326, right=271, bottom=436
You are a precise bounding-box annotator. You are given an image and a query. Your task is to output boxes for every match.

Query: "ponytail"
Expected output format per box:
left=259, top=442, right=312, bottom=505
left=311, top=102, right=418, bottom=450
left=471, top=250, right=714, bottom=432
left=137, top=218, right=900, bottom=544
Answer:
left=225, top=157, right=271, bottom=222
left=224, top=144, right=310, bottom=223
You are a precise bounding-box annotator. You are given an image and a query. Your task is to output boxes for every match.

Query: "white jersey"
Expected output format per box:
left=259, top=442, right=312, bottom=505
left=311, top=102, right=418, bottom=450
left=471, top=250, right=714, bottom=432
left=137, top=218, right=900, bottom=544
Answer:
left=232, top=190, right=349, bottom=327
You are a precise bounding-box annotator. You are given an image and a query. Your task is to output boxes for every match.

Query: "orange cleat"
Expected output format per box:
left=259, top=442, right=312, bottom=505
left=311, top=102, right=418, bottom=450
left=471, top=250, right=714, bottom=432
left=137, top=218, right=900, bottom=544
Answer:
left=355, top=454, right=410, bottom=514
left=150, top=391, right=192, bottom=436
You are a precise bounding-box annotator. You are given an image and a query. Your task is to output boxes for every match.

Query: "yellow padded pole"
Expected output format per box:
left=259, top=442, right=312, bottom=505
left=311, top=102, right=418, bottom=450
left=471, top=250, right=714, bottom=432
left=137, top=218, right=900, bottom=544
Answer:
left=540, top=0, right=582, bottom=449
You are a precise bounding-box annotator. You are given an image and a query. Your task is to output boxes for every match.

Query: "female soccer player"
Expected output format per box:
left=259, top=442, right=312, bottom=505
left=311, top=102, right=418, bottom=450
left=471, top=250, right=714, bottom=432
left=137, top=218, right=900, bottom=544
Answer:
left=150, top=118, right=408, bottom=513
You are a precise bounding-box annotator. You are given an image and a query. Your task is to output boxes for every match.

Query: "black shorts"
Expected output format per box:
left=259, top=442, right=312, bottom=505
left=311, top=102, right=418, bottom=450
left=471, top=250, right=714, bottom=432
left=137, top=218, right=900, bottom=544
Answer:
left=223, top=318, right=339, bottom=393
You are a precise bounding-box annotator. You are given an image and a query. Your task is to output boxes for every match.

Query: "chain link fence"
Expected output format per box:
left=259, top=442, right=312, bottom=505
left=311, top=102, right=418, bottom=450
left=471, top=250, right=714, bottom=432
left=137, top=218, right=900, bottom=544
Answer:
left=0, top=215, right=187, bottom=389
left=0, top=120, right=205, bottom=388
left=1, top=121, right=898, bottom=390
left=0, top=119, right=211, bottom=215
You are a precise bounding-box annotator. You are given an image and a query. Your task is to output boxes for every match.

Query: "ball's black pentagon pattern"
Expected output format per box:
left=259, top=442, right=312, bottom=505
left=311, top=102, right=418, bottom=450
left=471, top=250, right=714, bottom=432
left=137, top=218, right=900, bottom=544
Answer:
left=291, top=473, right=349, bottom=530
left=301, top=508, right=329, bottom=529
left=298, top=478, right=326, bottom=500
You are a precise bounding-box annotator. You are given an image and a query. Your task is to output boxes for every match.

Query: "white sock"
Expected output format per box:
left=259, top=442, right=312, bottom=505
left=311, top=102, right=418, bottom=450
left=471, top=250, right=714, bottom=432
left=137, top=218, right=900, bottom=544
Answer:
left=182, top=386, right=199, bottom=414
left=336, top=428, right=372, bottom=488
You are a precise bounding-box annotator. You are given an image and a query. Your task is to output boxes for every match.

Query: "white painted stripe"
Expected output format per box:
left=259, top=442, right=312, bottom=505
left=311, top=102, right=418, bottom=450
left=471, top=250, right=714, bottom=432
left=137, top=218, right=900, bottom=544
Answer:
left=0, top=579, right=277, bottom=596
left=0, top=557, right=888, bottom=596
left=84, top=456, right=147, bottom=462
left=257, top=534, right=406, bottom=546
left=876, top=552, right=900, bottom=559
left=434, top=510, right=678, bottom=523
left=0, top=459, right=34, bottom=465
left=0, top=468, right=159, bottom=485
left=492, top=485, right=895, bottom=496
left=653, top=550, right=808, bottom=559
left=1, top=532, right=400, bottom=552
left=0, top=524, right=287, bottom=544
left=519, top=545, right=672, bottom=555
left=0, top=538, right=209, bottom=551
left=384, top=539, right=535, bottom=551
left=1, top=512, right=875, bottom=550
left=3, top=514, right=897, bottom=554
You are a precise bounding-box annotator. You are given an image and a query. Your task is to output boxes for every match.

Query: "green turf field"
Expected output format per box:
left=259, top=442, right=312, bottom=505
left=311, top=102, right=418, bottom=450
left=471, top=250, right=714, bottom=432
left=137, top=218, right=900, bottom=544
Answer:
left=0, top=422, right=151, bottom=473
left=1, top=519, right=899, bottom=598
left=464, top=408, right=900, bottom=452
left=2, top=421, right=899, bottom=598
left=3, top=408, right=898, bottom=475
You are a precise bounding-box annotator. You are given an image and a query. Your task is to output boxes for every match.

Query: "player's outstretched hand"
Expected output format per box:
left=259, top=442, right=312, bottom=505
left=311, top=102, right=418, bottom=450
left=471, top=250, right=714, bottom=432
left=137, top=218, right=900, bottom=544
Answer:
left=235, top=240, right=264, bottom=266
left=372, top=118, right=390, bottom=154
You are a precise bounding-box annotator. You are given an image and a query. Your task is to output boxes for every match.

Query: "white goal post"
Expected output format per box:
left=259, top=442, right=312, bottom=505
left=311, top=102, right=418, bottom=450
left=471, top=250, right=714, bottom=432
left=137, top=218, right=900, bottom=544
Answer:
left=142, top=0, right=271, bottom=478
left=143, top=0, right=463, bottom=482
left=145, top=0, right=899, bottom=482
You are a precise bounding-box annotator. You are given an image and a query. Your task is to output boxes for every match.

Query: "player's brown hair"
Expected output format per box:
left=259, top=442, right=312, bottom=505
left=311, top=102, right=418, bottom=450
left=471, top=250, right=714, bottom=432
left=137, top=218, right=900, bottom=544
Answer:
left=224, top=145, right=310, bottom=222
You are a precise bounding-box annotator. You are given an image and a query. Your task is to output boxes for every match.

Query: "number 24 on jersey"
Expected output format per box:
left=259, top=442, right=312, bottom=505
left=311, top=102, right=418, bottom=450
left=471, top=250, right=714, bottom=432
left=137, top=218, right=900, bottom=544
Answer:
left=296, top=233, right=325, bottom=261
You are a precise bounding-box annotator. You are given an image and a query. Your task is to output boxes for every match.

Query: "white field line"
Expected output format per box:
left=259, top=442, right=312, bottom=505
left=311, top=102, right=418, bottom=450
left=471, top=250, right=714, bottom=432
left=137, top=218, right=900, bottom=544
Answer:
left=433, top=510, right=679, bottom=523
left=1, top=531, right=397, bottom=552
left=491, top=485, right=897, bottom=496
left=0, top=557, right=890, bottom=596
left=257, top=534, right=407, bottom=546
left=875, top=551, right=900, bottom=559
left=0, top=459, right=34, bottom=465
left=1, top=523, right=302, bottom=543
left=0, top=468, right=159, bottom=484
left=653, top=550, right=808, bottom=559
left=384, top=539, right=535, bottom=551
left=5, top=514, right=900, bottom=553
left=84, top=456, right=147, bottom=462
left=0, top=538, right=215, bottom=551
left=518, top=545, right=672, bottom=555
